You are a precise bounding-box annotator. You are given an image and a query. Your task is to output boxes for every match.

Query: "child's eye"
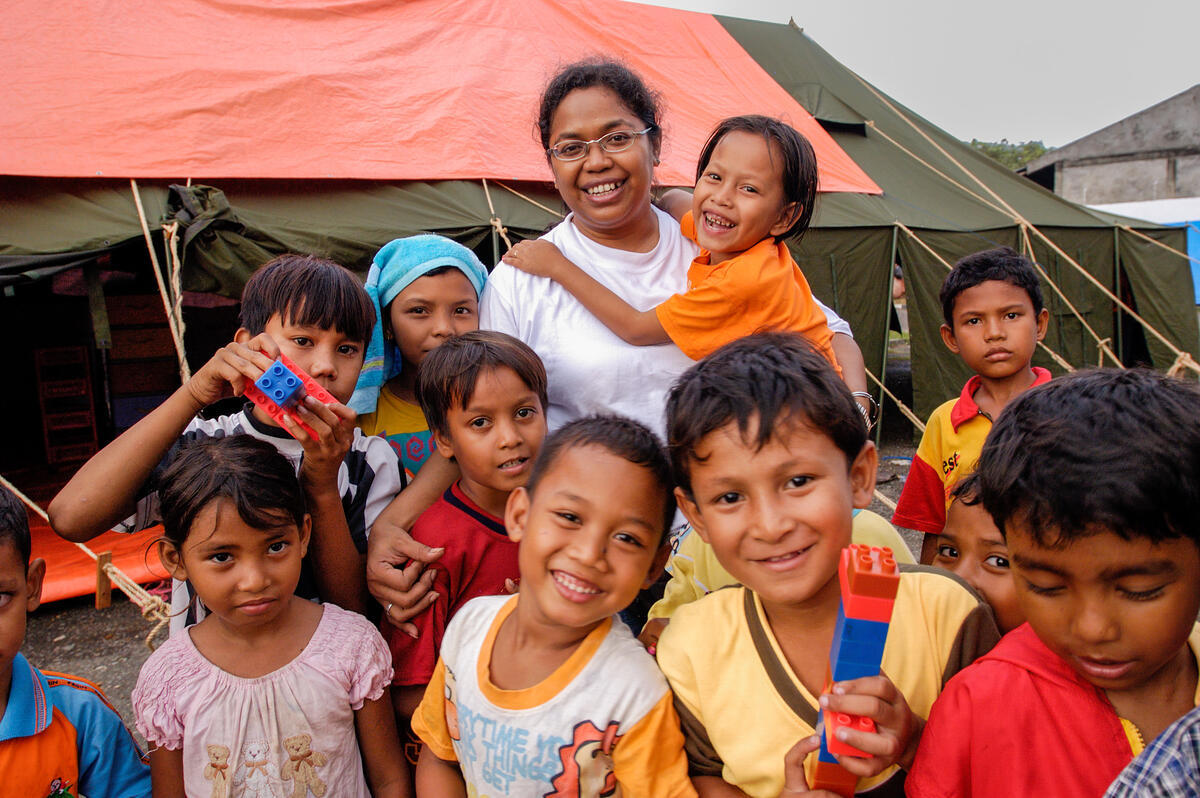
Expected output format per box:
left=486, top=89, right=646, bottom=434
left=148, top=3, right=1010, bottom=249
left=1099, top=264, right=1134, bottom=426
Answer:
left=613, top=532, right=645, bottom=548
left=555, top=511, right=582, bottom=526
left=984, top=554, right=1010, bottom=569
left=741, top=185, right=758, bottom=194
left=713, top=491, right=741, bottom=505
left=0, top=593, right=13, bottom=609
left=936, top=544, right=960, bottom=561
left=787, top=475, right=811, bottom=489
left=1119, top=584, right=1167, bottom=601
left=453, top=306, right=476, bottom=315
left=267, top=541, right=288, bottom=554
left=964, top=318, right=981, bottom=326
left=1022, top=579, right=1062, bottom=596
left=1005, top=311, right=1021, bottom=320
left=209, top=552, right=233, bottom=564
left=291, top=336, right=312, bottom=347
left=338, top=344, right=361, bottom=356
left=704, top=172, right=721, bottom=182
left=515, top=407, right=537, bottom=419
left=407, top=306, right=429, bottom=315
left=469, top=417, right=491, bottom=429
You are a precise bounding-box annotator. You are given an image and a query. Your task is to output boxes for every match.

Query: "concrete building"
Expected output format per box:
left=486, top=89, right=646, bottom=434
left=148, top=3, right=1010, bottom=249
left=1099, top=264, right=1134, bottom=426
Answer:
left=1024, top=85, right=1200, bottom=205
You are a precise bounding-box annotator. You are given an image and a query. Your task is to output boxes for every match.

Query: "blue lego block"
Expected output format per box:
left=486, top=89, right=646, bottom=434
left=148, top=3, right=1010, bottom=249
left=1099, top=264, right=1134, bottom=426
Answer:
left=831, top=656, right=882, bottom=683
left=816, top=715, right=839, bottom=763
left=830, top=603, right=889, bottom=667
left=255, top=361, right=304, bottom=409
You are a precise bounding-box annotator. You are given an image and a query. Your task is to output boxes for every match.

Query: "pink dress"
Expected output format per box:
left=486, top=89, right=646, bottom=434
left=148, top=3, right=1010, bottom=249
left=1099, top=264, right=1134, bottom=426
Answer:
left=133, top=603, right=392, bottom=798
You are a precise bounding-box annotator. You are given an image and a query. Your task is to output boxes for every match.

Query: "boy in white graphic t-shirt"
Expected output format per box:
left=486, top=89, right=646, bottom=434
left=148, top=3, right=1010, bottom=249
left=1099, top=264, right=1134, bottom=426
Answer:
left=411, top=416, right=695, bottom=797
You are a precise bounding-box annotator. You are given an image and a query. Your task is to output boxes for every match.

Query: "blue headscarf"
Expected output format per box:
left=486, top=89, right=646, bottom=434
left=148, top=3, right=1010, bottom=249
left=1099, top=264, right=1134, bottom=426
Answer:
left=349, top=235, right=488, bottom=415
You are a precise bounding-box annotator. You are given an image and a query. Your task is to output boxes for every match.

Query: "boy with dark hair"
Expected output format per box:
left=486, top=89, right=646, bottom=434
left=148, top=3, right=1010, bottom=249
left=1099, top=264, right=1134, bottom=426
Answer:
left=49, top=253, right=404, bottom=627
left=892, top=246, right=1050, bottom=562
left=0, top=485, right=151, bottom=797
left=385, top=331, right=548, bottom=763
left=908, top=368, right=1200, bottom=798
left=655, top=332, right=999, bottom=796
left=411, top=415, right=694, bottom=796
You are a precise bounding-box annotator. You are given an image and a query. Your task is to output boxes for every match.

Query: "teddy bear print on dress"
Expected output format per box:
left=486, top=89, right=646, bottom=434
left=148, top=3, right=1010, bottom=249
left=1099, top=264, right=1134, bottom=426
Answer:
left=203, top=744, right=231, bottom=798
left=280, top=733, right=329, bottom=798
left=234, top=739, right=282, bottom=798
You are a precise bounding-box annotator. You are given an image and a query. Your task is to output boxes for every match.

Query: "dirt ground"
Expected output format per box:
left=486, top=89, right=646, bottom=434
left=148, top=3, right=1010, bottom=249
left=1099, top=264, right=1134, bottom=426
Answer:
left=23, top=441, right=919, bottom=747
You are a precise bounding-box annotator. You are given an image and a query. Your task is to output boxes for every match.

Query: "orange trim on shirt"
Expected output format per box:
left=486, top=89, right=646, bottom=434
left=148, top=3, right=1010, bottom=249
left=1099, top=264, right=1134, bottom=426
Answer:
left=476, top=596, right=612, bottom=710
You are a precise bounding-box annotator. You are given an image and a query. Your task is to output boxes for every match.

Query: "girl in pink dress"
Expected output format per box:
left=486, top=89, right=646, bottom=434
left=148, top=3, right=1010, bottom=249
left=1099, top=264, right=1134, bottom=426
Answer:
left=132, top=436, right=410, bottom=798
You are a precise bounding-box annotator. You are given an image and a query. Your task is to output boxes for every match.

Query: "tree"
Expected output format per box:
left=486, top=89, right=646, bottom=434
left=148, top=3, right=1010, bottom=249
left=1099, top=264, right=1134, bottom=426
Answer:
left=969, top=138, right=1051, bottom=170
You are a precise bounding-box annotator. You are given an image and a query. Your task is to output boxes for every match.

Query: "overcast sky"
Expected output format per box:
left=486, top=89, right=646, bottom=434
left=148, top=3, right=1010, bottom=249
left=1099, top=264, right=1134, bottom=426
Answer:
left=634, top=0, right=1198, bottom=148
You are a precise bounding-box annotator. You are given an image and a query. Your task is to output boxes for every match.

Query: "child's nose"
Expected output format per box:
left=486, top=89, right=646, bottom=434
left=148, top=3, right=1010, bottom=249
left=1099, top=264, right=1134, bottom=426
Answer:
left=1072, top=601, right=1119, bottom=644
left=750, top=498, right=792, bottom=542
left=237, top=561, right=270, bottom=592
left=568, top=530, right=609, bottom=568
left=496, top=417, right=521, bottom=448
left=431, top=310, right=456, bottom=338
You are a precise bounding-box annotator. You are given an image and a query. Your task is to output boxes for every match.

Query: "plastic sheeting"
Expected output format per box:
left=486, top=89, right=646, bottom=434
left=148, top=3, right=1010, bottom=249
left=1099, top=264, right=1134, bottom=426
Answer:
left=3, top=0, right=879, bottom=193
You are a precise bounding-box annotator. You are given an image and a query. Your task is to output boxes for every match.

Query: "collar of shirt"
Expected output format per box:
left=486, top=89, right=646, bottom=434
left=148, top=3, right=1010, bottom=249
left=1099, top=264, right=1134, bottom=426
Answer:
left=0, top=653, right=52, bottom=741
left=949, top=367, right=1051, bottom=431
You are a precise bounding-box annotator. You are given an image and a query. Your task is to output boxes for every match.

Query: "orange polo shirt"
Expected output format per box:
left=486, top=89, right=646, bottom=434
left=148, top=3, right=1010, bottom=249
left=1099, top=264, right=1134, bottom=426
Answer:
left=656, top=213, right=841, bottom=371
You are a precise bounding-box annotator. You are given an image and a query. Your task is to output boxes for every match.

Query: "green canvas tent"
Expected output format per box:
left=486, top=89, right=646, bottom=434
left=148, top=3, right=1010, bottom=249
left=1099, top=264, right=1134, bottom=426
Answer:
left=3, top=6, right=1196, bottom=440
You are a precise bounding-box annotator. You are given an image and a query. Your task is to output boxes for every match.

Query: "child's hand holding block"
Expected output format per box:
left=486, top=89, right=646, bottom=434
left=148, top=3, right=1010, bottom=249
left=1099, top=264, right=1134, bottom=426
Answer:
left=244, top=354, right=337, bottom=440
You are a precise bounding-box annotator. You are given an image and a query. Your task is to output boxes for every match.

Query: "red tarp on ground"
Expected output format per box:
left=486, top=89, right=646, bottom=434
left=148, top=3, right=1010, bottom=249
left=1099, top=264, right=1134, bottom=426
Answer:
left=30, top=517, right=169, bottom=605
left=3, top=0, right=880, bottom=193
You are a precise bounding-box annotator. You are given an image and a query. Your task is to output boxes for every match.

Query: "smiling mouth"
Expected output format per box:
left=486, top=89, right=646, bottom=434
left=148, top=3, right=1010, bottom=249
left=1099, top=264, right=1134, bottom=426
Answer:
left=552, top=570, right=602, bottom=601
left=498, top=456, right=528, bottom=471
left=703, top=212, right=734, bottom=229
left=584, top=180, right=623, bottom=196
left=755, top=541, right=816, bottom=569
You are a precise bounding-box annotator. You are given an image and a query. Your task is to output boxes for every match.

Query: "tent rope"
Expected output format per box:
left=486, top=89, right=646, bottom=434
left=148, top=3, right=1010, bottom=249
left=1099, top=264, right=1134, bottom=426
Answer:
left=872, top=489, right=897, bottom=512
left=0, top=473, right=169, bottom=650
left=480, top=179, right=514, bottom=251
left=492, top=181, right=566, bottom=219
left=162, top=219, right=189, bottom=379
left=130, top=179, right=190, bottom=383
left=865, top=366, right=926, bottom=432
left=1119, top=224, right=1200, bottom=268
left=896, top=222, right=1078, bottom=372
left=852, top=76, right=1198, bottom=376
left=1169, top=351, right=1200, bottom=378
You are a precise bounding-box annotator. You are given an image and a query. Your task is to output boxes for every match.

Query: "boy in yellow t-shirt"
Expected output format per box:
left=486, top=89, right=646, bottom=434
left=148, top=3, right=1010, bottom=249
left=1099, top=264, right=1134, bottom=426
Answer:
left=655, top=333, right=999, bottom=796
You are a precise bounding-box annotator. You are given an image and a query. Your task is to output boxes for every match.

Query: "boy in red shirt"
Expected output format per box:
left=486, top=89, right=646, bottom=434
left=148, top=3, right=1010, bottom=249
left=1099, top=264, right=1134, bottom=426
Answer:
left=892, top=247, right=1050, bottom=562
left=908, top=369, right=1200, bottom=798
left=383, top=331, right=549, bottom=762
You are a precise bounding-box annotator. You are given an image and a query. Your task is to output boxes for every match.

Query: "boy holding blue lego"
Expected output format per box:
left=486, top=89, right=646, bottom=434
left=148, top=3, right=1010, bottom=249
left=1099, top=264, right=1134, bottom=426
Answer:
left=654, top=333, right=999, bottom=796
left=892, top=247, right=1049, bottom=563
left=908, top=369, right=1200, bottom=798
left=0, top=485, right=150, bottom=797
left=49, top=254, right=404, bottom=625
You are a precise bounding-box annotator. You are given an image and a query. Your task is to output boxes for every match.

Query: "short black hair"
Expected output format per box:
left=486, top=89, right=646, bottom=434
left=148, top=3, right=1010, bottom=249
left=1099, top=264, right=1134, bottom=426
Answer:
left=695, top=115, right=818, bottom=242
left=940, top=247, right=1045, bottom=327
left=974, top=368, right=1200, bottom=548
left=526, top=415, right=676, bottom=541
left=0, top=484, right=31, bottom=569
left=667, top=332, right=866, bottom=499
left=537, top=59, right=662, bottom=156
left=158, top=436, right=307, bottom=549
left=416, top=331, right=549, bottom=438
left=239, top=254, right=375, bottom=346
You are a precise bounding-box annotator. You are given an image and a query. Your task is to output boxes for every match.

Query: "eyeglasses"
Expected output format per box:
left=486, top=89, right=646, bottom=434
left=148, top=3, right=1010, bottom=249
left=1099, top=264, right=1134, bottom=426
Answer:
left=546, top=127, right=654, bottom=161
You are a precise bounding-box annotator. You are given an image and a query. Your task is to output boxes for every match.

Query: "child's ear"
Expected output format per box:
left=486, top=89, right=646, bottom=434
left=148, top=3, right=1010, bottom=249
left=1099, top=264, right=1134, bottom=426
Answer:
left=940, top=323, right=961, bottom=354
left=297, top=514, right=312, bottom=558
left=158, top=539, right=188, bottom=582
left=848, top=441, right=879, bottom=509
left=674, top=487, right=710, bottom=544
left=643, top=540, right=672, bottom=590
left=1035, top=307, right=1049, bottom=341
left=431, top=429, right=455, bottom=462
left=24, top=557, right=45, bottom=613
left=769, top=202, right=802, bottom=238
left=234, top=327, right=253, bottom=345
left=505, top=487, right=531, bottom=543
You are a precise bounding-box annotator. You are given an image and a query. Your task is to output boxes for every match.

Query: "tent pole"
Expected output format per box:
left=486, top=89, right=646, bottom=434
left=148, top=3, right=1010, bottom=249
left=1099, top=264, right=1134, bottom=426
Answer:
left=876, top=225, right=898, bottom=445
left=1114, top=228, right=1124, bottom=364
left=130, top=179, right=190, bottom=382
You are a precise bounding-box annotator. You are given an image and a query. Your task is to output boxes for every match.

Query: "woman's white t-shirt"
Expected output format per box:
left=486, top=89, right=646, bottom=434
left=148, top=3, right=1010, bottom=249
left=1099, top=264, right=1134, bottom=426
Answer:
left=480, top=205, right=850, bottom=437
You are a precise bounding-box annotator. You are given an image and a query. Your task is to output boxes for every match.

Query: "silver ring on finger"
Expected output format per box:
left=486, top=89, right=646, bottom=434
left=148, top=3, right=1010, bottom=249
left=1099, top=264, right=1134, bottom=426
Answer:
left=385, top=603, right=393, bottom=615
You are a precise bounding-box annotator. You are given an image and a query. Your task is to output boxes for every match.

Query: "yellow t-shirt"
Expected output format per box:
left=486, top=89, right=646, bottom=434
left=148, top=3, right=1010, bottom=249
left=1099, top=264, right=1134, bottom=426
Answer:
left=656, top=570, right=999, bottom=797
left=648, top=509, right=915, bottom=621
left=356, top=386, right=434, bottom=478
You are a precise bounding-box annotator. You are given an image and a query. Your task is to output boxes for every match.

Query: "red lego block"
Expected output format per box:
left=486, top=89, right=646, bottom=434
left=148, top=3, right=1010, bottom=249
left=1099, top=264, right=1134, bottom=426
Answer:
left=839, top=544, right=900, bottom=622
left=826, top=711, right=877, bottom=758
left=806, top=756, right=858, bottom=797
left=243, top=355, right=337, bottom=441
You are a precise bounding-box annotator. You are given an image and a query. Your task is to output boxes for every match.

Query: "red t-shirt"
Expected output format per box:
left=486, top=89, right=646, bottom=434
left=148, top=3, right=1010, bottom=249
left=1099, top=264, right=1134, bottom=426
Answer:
left=382, top=482, right=519, bottom=686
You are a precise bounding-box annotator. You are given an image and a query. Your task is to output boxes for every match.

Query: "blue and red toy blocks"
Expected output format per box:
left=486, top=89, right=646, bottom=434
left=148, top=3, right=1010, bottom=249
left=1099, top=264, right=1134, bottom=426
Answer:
left=243, top=354, right=337, bottom=441
left=809, top=544, right=901, bottom=796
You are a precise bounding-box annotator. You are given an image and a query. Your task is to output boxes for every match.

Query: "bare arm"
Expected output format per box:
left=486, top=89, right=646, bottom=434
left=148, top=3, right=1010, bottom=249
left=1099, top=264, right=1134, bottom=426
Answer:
left=366, top=452, right=457, bottom=632
left=416, top=745, right=468, bottom=798
left=502, top=240, right=671, bottom=347
left=658, top=188, right=694, bottom=222
left=149, top=747, right=186, bottom=798
left=49, top=337, right=278, bottom=542
left=830, top=332, right=871, bottom=417
left=694, top=776, right=750, bottom=796
left=356, top=691, right=413, bottom=798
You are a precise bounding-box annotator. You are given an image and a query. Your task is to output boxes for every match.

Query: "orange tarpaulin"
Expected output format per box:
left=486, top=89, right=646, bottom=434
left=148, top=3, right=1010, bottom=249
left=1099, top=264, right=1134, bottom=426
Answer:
left=3, top=0, right=880, bottom=193
left=30, top=517, right=169, bottom=605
